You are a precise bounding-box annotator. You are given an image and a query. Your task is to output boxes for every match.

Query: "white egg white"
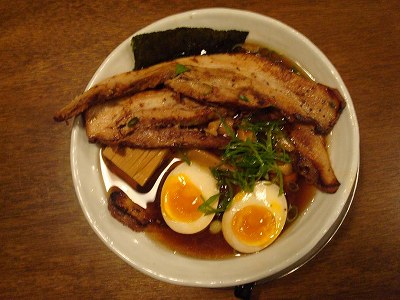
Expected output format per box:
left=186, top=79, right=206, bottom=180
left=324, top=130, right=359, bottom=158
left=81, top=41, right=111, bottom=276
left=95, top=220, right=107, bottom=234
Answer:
left=161, top=162, right=219, bottom=234
left=222, top=181, right=288, bottom=253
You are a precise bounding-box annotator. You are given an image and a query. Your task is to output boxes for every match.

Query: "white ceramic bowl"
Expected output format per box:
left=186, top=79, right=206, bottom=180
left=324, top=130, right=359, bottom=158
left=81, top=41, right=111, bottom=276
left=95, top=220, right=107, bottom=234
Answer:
left=70, top=8, right=359, bottom=287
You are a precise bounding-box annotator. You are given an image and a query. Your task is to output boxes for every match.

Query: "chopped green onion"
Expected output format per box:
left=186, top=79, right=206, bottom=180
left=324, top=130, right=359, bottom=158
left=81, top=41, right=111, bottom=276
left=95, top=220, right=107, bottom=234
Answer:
left=199, top=194, right=221, bottom=215
left=239, top=94, right=249, bottom=102
left=181, top=151, right=191, bottom=166
left=127, top=117, right=139, bottom=127
left=175, top=63, right=189, bottom=75
left=208, top=118, right=291, bottom=211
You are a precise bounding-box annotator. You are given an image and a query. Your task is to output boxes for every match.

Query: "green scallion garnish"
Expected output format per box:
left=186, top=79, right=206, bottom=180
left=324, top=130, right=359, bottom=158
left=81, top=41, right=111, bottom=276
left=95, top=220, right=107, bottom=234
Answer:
left=175, top=63, right=189, bottom=75
left=199, top=117, right=290, bottom=214
left=127, top=117, right=139, bottom=127
left=239, top=94, right=249, bottom=102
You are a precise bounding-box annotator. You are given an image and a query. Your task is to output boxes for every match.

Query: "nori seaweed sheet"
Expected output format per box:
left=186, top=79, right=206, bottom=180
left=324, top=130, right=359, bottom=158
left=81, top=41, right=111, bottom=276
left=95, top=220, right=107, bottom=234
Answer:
left=131, top=27, right=248, bottom=70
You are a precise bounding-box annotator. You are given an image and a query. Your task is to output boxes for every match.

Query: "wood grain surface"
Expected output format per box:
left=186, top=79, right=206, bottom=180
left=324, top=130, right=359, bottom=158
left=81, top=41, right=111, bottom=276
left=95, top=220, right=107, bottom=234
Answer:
left=1, top=1, right=399, bottom=298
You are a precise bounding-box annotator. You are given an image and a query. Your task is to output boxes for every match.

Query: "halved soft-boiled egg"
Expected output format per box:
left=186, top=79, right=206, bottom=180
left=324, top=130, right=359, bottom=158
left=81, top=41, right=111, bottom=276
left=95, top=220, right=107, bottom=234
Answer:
left=160, top=161, right=219, bottom=234
left=222, top=181, right=287, bottom=253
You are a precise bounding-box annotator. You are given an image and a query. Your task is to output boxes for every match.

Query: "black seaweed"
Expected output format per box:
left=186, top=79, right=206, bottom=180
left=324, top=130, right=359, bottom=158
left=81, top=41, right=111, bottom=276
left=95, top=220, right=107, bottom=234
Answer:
left=131, top=27, right=248, bottom=70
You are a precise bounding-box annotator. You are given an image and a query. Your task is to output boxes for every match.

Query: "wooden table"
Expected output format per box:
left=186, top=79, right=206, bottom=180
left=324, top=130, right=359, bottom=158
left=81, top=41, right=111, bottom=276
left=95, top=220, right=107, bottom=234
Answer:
left=1, top=1, right=399, bottom=298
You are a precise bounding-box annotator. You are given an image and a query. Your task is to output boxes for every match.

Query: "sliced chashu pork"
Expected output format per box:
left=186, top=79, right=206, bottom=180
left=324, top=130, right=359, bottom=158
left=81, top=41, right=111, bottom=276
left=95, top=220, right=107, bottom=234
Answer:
left=108, top=189, right=155, bottom=231
left=54, top=53, right=344, bottom=134
left=168, top=53, right=345, bottom=134
left=85, top=88, right=231, bottom=148
left=289, top=124, right=340, bottom=193
left=54, top=60, right=178, bottom=122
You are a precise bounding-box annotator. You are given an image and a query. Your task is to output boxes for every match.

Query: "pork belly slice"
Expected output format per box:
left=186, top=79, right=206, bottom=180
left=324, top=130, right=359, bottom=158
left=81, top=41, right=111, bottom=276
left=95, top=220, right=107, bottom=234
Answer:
left=169, top=53, right=345, bottom=134
left=54, top=61, right=177, bottom=122
left=85, top=88, right=231, bottom=144
left=289, top=124, right=340, bottom=193
left=108, top=189, right=154, bottom=232
left=55, top=53, right=344, bottom=133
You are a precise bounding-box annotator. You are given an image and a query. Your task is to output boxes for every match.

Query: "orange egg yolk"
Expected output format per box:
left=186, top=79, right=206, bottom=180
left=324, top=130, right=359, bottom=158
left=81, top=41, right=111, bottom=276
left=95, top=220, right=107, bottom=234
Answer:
left=232, top=205, right=277, bottom=246
left=162, top=174, right=203, bottom=222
